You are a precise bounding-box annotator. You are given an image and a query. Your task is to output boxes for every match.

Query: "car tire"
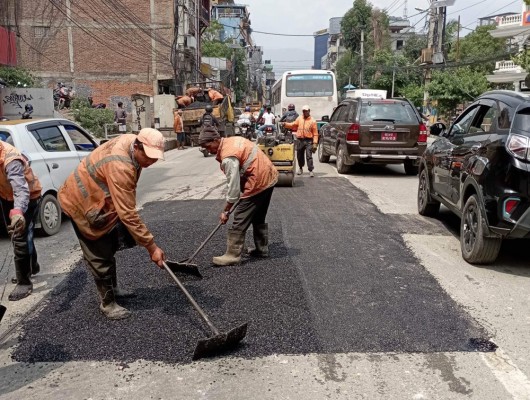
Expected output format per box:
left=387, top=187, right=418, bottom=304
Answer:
left=38, top=194, right=62, bottom=236
left=460, top=195, right=502, bottom=264
left=404, top=159, right=418, bottom=175
left=336, top=145, right=350, bottom=174
left=417, top=169, right=440, bottom=216
left=318, top=140, right=330, bottom=163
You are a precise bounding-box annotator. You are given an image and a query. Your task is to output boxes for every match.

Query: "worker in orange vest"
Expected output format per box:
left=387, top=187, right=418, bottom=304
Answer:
left=198, top=131, right=278, bottom=266
left=176, top=95, right=193, bottom=109
left=173, top=109, right=186, bottom=150
left=58, top=128, right=167, bottom=320
left=207, top=88, right=224, bottom=105
left=0, top=141, right=42, bottom=301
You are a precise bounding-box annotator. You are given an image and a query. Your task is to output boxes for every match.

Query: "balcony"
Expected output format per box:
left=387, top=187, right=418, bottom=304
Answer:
left=199, top=5, right=210, bottom=30
left=490, top=12, right=529, bottom=38
left=487, top=59, right=528, bottom=85
left=494, top=60, right=524, bottom=73
left=497, top=14, right=522, bottom=28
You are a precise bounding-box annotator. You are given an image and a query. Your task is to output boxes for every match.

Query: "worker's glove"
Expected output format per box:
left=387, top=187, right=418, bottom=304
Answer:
left=8, top=210, right=25, bottom=237
left=311, top=143, right=318, bottom=153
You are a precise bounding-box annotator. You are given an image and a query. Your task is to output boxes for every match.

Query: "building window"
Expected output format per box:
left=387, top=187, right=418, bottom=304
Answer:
left=34, top=26, right=50, bottom=38
left=396, top=40, right=404, bottom=50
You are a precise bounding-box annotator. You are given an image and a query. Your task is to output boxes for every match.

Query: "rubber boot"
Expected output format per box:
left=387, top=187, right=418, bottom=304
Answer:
left=248, top=224, right=269, bottom=258
left=212, top=229, right=245, bottom=266
left=111, top=268, right=136, bottom=298
left=95, top=277, right=131, bottom=320
left=9, top=250, right=33, bottom=301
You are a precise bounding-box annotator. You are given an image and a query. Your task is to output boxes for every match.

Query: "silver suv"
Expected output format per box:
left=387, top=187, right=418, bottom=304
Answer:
left=0, top=118, right=98, bottom=235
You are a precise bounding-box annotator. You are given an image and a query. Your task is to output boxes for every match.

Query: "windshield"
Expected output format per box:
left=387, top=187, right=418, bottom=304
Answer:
left=286, top=74, right=334, bottom=97
left=360, top=101, right=418, bottom=124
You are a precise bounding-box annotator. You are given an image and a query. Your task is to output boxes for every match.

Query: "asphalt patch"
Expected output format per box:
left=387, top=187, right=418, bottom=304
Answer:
left=13, top=178, right=489, bottom=363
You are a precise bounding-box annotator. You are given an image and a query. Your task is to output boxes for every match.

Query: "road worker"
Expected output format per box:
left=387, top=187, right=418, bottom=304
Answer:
left=173, top=109, right=186, bottom=150
left=198, top=132, right=278, bottom=266
left=185, top=86, right=203, bottom=99
left=58, top=128, right=166, bottom=320
left=282, top=105, right=318, bottom=177
left=207, top=88, right=224, bottom=105
left=0, top=141, right=42, bottom=301
left=177, top=95, right=193, bottom=109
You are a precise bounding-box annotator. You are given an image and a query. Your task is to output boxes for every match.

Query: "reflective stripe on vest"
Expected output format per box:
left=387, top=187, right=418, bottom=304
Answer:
left=240, top=144, right=258, bottom=175
left=76, top=154, right=134, bottom=198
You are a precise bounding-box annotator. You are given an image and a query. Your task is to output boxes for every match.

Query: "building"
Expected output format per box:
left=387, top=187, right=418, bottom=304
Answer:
left=486, top=2, right=529, bottom=91
left=0, top=0, right=211, bottom=105
left=313, top=28, right=329, bottom=70
left=388, top=16, right=416, bottom=53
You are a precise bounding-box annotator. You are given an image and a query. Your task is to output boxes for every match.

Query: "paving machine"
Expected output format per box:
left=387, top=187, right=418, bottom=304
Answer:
left=257, top=126, right=296, bottom=187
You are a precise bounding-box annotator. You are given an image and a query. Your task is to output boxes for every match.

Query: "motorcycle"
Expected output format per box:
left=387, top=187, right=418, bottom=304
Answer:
left=53, top=83, right=75, bottom=109
left=236, top=117, right=254, bottom=140
left=21, top=104, right=33, bottom=119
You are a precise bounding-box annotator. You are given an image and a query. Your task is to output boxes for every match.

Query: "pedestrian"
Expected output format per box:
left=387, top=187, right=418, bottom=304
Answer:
left=198, top=132, right=278, bottom=266
left=0, top=141, right=42, bottom=301
left=207, top=88, right=224, bottom=105
left=173, top=109, right=186, bottom=150
left=282, top=105, right=318, bottom=177
left=58, top=128, right=167, bottom=320
left=114, top=102, right=127, bottom=125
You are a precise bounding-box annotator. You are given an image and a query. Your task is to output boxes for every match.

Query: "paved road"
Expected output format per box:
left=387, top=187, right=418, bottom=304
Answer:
left=0, top=144, right=529, bottom=399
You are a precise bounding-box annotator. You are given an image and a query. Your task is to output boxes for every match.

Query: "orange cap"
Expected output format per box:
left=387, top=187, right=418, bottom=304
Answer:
left=137, top=128, right=165, bottom=160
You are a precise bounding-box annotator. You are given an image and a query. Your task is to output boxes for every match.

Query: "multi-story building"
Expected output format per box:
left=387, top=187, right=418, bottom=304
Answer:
left=0, top=0, right=211, bottom=105
left=388, top=16, right=416, bottom=53
left=486, top=2, right=529, bottom=91
left=313, top=28, right=329, bottom=70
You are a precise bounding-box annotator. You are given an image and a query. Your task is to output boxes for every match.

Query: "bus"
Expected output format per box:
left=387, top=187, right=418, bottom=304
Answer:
left=271, top=69, right=338, bottom=123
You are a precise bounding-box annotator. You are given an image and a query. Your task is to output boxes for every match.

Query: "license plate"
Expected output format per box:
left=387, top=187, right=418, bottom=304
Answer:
left=381, top=132, right=397, bottom=141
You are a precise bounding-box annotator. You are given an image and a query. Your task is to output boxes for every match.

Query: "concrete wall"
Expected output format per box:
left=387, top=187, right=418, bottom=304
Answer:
left=1, top=88, right=54, bottom=118
left=153, top=95, right=176, bottom=130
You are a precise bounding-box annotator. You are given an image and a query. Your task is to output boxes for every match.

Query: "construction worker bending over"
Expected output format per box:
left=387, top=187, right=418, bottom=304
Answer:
left=58, top=129, right=166, bottom=320
left=207, top=88, right=224, bottom=106
left=0, top=141, right=42, bottom=301
left=198, top=132, right=278, bottom=266
left=282, top=105, right=318, bottom=177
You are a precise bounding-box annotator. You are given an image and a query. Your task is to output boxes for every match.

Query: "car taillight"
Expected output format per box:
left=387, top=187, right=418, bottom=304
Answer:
left=346, top=123, right=359, bottom=142
left=503, top=197, right=520, bottom=221
left=506, top=134, right=530, bottom=160
left=418, top=123, right=427, bottom=143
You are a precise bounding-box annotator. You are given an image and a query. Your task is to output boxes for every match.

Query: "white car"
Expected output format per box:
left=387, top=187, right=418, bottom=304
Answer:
left=0, top=118, right=98, bottom=235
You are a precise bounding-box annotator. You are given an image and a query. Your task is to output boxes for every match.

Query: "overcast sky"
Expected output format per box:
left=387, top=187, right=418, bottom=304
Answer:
left=240, top=0, right=522, bottom=72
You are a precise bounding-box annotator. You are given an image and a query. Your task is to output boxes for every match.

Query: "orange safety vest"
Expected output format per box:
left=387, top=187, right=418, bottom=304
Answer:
left=216, top=137, right=278, bottom=198
left=173, top=113, right=184, bottom=132
left=208, top=89, right=224, bottom=101
left=0, top=141, right=41, bottom=202
left=286, top=115, right=318, bottom=142
left=58, top=134, right=154, bottom=247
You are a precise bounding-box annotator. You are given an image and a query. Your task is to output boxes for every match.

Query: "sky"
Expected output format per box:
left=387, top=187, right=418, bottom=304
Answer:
left=240, top=0, right=522, bottom=73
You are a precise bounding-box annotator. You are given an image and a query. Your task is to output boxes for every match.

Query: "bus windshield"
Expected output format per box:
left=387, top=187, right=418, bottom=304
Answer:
left=285, top=74, right=334, bottom=97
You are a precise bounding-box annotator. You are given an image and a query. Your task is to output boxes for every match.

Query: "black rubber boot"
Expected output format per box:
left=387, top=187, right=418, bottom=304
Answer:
left=95, top=277, right=131, bottom=320
left=8, top=283, right=33, bottom=301
left=248, top=224, right=269, bottom=258
left=213, top=229, right=246, bottom=266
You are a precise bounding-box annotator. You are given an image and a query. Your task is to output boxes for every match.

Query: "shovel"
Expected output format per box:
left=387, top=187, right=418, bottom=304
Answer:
left=168, top=200, right=241, bottom=277
left=163, top=261, right=248, bottom=360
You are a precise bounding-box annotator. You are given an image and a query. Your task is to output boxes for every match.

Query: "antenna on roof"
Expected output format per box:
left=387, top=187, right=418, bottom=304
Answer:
left=403, top=0, right=408, bottom=19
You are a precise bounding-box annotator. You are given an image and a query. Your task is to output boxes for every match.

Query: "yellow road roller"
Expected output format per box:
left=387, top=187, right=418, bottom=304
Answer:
left=257, top=129, right=296, bottom=187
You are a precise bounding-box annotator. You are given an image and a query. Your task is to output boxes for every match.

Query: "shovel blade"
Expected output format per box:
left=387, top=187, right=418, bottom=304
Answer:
left=192, top=323, right=248, bottom=360
left=0, top=305, right=6, bottom=324
left=165, top=260, right=202, bottom=279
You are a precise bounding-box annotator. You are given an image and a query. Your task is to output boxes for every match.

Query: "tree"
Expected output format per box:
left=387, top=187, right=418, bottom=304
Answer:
left=0, top=66, right=37, bottom=87
left=428, top=67, right=489, bottom=114
left=335, top=50, right=360, bottom=90
left=341, top=0, right=373, bottom=54
left=402, top=34, right=427, bottom=63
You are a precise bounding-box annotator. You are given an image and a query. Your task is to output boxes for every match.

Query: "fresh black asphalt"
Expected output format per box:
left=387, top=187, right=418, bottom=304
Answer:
left=13, top=178, right=490, bottom=363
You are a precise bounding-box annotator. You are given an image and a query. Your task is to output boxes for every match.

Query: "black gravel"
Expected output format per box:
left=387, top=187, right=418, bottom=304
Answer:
left=13, top=178, right=490, bottom=364
left=183, top=101, right=213, bottom=110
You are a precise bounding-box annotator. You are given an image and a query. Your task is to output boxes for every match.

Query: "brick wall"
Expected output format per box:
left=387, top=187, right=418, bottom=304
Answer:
left=15, top=0, right=174, bottom=105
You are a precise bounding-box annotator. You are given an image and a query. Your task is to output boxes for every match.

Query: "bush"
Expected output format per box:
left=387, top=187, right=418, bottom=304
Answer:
left=71, top=98, right=114, bottom=138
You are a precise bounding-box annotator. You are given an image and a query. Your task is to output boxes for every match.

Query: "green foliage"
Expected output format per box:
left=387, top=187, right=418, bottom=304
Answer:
left=428, top=67, right=490, bottom=113
left=448, top=25, right=506, bottom=73
left=400, top=84, right=424, bottom=108
left=512, top=49, right=530, bottom=72
left=0, top=66, right=37, bottom=87
left=335, top=50, right=360, bottom=90
left=402, top=34, right=427, bottom=63
left=71, top=98, right=114, bottom=138
left=341, top=0, right=373, bottom=54
left=233, top=49, right=247, bottom=104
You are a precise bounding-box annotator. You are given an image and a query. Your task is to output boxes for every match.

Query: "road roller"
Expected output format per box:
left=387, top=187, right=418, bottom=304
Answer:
left=257, top=128, right=296, bottom=187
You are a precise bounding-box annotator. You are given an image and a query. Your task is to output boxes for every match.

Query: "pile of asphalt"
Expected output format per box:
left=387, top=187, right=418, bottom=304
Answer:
left=13, top=179, right=490, bottom=364
left=184, top=101, right=213, bottom=110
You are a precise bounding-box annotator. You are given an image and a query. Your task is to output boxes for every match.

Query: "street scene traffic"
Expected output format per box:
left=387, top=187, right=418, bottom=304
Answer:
left=1, top=0, right=530, bottom=399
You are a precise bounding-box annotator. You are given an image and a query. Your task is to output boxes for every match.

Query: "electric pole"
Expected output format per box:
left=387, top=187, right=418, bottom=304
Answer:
left=423, top=4, right=437, bottom=116
left=360, top=29, right=364, bottom=88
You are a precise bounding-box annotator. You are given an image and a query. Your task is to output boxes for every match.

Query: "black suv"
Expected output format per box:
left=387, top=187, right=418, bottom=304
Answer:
left=318, top=97, right=427, bottom=174
left=418, top=90, right=530, bottom=264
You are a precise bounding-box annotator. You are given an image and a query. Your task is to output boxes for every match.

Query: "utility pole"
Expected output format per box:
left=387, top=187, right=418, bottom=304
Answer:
left=456, top=15, right=461, bottom=62
left=423, top=4, right=437, bottom=117
left=391, top=62, right=396, bottom=98
left=360, top=29, right=364, bottom=88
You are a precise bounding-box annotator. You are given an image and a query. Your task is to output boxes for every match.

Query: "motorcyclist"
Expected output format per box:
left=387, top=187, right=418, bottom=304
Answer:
left=257, top=105, right=276, bottom=137
left=237, top=106, right=255, bottom=139
left=279, top=104, right=298, bottom=141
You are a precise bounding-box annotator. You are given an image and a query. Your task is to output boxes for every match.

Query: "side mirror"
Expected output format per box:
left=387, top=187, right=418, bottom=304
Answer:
left=321, top=115, right=330, bottom=122
left=429, top=122, right=446, bottom=136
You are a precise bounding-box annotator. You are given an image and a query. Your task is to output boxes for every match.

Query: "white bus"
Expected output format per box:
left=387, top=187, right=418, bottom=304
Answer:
left=271, top=69, right=338, bottom=122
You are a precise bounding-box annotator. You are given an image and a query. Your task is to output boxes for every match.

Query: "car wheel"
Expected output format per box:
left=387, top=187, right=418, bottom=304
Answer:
left=318, top=140, right=330, bottom=163
left=336, top=145, right=350, bottom=174
left=460, top=195, right=502, bottom=264
left=38, top=194, right=62, bottom=236
left=404, top=159, right=418, bottom=175
left=417, top=169, right=440, bottom=216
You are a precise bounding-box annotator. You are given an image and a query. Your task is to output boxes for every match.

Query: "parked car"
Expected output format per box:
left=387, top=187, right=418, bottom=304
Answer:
left=0, top=118, right=98, bottom=235
left=318, top=97, right=427, bottom=174
left=418, top=90, right=530, bottom=264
